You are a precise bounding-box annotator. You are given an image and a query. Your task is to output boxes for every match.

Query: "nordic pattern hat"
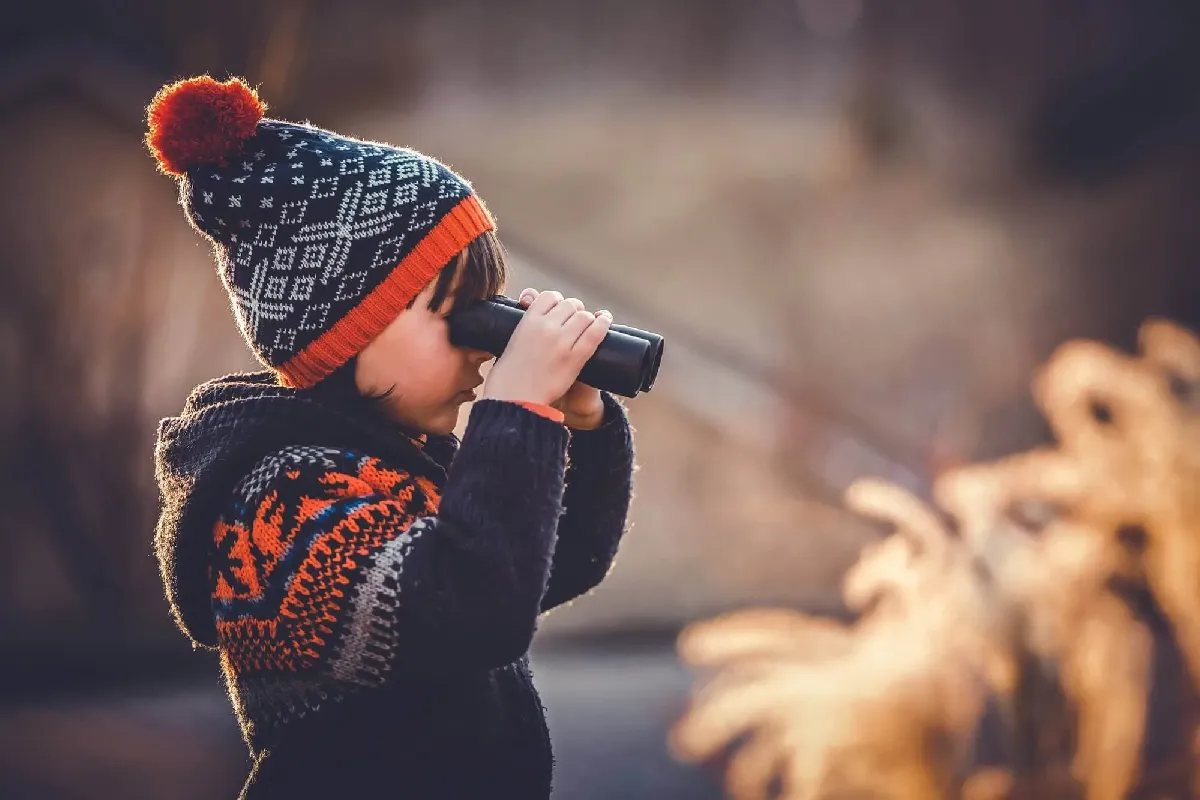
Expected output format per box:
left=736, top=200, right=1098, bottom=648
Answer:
left=146, top=76, right=495, bottom=388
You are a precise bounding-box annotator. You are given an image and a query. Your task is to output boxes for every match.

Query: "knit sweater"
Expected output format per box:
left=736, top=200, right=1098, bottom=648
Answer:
left=153, top=373, right=635, bottom=799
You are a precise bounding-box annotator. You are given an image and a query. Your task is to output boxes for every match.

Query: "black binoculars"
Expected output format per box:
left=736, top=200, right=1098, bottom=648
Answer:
left=447, top=295, right=665, bottom=398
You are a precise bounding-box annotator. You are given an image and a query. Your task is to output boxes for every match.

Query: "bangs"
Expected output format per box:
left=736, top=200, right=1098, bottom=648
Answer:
left=419, top=229, right=508, bottom=312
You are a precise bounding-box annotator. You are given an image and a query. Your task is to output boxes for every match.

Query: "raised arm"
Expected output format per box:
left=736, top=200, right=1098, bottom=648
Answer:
left=540, top=392, right=635, bottom=612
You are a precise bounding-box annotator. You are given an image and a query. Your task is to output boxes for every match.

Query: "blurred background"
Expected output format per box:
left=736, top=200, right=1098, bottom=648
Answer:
left=3, top=1, right=1200, bottom=797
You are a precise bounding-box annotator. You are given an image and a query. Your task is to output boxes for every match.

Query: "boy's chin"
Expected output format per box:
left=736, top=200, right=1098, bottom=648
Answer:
left=419, top=407, right=463, bottom=437
left=380, top=404, right=458, bottom=437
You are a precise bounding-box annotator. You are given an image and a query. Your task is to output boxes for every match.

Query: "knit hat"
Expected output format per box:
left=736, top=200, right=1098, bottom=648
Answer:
left=146, top=76, right=495, bottom=388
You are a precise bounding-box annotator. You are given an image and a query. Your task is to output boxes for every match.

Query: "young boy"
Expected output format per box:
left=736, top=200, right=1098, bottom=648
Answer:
left=148, top=76, right=635, bottom=798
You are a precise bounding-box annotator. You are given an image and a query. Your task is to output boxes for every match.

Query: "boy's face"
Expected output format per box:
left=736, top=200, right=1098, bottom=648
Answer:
left=355, top=265, right=498, bottom=435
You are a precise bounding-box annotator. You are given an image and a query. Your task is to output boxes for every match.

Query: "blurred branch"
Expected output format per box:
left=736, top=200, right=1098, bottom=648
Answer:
left=256, top=0, right=310, bottom=108
left=502, top=229, right=934, bottom=498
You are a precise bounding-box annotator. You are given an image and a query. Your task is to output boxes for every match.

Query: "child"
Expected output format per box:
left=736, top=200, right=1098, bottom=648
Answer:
left=148, top=76, right=636, bottom=798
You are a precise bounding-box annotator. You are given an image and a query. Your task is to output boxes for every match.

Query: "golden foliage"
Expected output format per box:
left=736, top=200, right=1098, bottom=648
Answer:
left=672, top=318, right=1200, bottom=800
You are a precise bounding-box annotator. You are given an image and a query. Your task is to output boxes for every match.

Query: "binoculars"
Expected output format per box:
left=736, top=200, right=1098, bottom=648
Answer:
left=447, top=295, right=665, bottom=398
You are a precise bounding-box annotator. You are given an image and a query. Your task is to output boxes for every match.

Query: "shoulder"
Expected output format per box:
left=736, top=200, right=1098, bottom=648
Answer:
left=229, top=444, right=440, bottom=514
left=233, top=445, right=360, bottom=505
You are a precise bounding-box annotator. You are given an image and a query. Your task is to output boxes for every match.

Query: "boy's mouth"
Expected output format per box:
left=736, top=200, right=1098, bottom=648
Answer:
left=455, top=377, right=483, bottom=403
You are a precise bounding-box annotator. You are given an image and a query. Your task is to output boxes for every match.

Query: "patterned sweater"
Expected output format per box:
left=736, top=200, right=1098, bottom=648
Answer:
left=153, top=373, right=635, bottom=799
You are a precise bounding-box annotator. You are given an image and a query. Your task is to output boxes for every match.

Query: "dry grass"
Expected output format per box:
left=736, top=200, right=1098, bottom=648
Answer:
left=671, top=318, right=1200, bottom=800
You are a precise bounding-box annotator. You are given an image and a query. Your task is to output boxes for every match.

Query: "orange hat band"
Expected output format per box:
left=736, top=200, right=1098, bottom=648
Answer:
left=276, top=194, right=495, bottom=389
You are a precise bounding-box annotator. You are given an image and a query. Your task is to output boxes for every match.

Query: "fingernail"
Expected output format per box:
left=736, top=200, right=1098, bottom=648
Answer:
left=600, top=310, right=613, bottom=319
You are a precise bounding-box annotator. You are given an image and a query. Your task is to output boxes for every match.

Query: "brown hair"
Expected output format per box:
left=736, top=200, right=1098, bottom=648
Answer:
left=410, top=229, right=508, bottom=312
left=308, top=231, right=508, bottom=411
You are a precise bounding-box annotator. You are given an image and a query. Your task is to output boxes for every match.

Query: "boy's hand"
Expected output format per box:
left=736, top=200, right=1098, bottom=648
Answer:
left=517, top=289, right=608, bottom=430
left=480, top=288, right=612, bottom=423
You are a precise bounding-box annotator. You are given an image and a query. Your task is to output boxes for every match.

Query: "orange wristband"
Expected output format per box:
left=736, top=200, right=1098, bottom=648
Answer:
left=512, top=401, right=565, bottom=424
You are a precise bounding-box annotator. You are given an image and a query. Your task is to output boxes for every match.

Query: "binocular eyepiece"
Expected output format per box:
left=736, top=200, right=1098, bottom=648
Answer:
left=447, top=295, right=665, bottom=398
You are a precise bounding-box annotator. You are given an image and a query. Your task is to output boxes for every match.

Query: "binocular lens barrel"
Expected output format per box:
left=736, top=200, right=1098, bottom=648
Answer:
left=447, top=296, right=664, bottom=398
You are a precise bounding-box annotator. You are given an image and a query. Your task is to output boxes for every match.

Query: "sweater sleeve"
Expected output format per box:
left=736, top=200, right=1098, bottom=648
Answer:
left=211, top=400, right=568, bottom=680
left=540, top=392, right=636, bottom=613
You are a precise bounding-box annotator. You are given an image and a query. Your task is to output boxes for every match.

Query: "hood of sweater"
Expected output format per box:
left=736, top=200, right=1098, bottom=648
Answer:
left=153, top=371, right=455, bottom=648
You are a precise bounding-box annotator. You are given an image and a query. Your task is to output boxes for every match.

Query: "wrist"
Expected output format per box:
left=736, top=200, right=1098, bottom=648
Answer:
left=514, top=401, right=566, bottom=424
left=566, top=392, right=627, bottom=436
left=564, top=406, right=605, bottom=430
left=479, top=388, right=553, bottom=407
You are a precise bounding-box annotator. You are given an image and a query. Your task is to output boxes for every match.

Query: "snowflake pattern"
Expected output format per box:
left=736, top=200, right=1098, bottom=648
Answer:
left=185, top=120, right=476, bottom=366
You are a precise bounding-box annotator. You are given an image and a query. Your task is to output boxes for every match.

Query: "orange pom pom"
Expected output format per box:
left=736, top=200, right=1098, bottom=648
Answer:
left=146, top=76, right=266, bottom=177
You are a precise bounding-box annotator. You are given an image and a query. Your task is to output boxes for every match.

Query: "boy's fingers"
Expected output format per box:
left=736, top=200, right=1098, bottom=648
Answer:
left=573, top=311, right=612, bottom=352
left=548, top=297, right=585, bottom=325
left=563, top=308, right=598, bottom=343
left=526, top=290, right=563, bottom=316
left=519, top=288, right=538, bottom=307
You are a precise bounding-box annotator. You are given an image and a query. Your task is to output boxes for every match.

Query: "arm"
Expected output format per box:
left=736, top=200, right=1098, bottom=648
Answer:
left=540, top=392, right=636, bottom=612
left=212, top=400, right=568, bottom=677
